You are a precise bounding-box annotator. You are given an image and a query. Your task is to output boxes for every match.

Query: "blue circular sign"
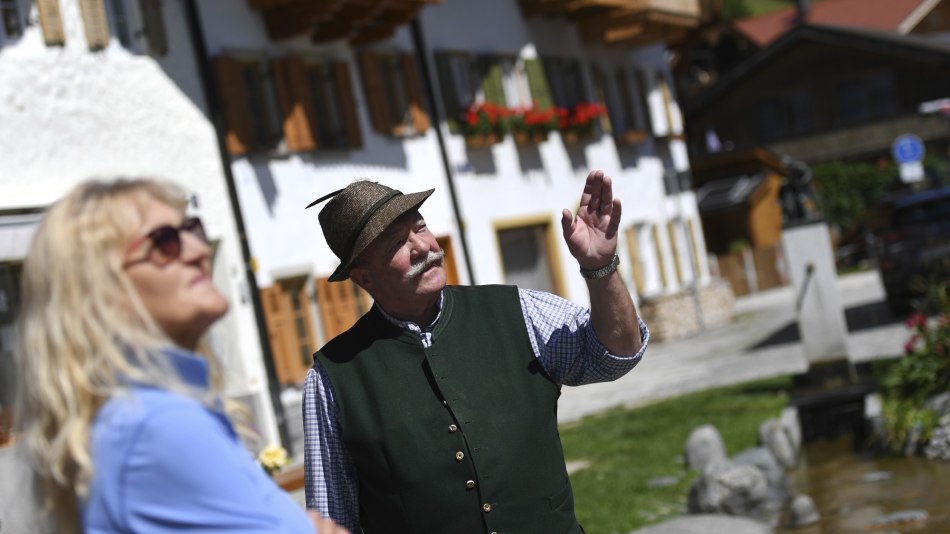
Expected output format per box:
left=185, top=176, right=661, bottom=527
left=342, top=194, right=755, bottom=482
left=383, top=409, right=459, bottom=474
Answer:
left=892, top=134, right=925, bottom=164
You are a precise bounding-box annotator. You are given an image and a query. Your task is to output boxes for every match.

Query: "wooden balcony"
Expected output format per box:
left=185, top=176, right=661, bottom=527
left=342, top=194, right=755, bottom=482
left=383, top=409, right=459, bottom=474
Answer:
left=251, top=0, right=442, bottom=44
left=519, top=0, right=707, bottom=47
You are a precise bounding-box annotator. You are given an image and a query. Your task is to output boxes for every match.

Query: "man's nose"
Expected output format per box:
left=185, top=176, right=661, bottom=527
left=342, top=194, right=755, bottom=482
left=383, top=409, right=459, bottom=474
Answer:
left=408, top=232, right=429, bottom=259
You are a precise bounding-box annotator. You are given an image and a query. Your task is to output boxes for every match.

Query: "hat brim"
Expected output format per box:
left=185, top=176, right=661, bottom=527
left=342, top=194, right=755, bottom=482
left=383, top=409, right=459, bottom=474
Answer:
left=328, top=188, right=435, bottom=282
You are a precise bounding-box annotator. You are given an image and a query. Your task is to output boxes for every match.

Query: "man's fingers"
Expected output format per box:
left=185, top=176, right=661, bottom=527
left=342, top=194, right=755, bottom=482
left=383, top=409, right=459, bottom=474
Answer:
left=560, top=208, right=575, bottom=238
left=599, top=175, right=613, bottom=215
left=584, top=170, right=604, bottom=212
left=606, top=198, right=622, bottom=239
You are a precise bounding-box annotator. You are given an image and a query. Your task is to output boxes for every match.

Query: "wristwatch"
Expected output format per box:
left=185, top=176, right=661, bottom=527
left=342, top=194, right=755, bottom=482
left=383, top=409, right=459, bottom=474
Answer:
left=579, top=254, right=619, bottom=279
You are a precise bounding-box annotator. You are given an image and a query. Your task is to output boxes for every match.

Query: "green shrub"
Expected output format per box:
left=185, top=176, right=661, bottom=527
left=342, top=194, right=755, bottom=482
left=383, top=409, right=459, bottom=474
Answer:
left=875, top=282, right=950, bottom=452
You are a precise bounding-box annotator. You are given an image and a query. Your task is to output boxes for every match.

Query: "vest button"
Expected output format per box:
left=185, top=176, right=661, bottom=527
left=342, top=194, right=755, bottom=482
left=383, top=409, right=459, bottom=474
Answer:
left=455, top=451, right=465, bottom=461
left=448, top=424, right=458, bottom=433
left=465, top=480, right=476, bottom=489
left=482, top=503, right=492, bottom=513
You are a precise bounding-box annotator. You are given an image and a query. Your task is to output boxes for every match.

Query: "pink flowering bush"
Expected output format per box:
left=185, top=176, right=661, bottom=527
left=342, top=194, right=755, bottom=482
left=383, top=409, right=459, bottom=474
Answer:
left=875, top=282, right=950, bottom=452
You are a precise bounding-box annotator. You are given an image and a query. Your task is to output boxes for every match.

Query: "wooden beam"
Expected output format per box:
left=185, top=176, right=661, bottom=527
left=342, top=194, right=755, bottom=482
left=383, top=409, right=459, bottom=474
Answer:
left=262, top=0, right=338, bottom=40
left=349, top=24, right=397, bottom=45
left=604, top=23, right=645, bottom=43
left=578, top=10, right=645, bottom=42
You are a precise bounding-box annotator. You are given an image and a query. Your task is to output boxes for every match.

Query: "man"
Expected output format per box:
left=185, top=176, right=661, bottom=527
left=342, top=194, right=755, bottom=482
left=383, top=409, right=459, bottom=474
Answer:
left=303, top=170, right=648, bottom=533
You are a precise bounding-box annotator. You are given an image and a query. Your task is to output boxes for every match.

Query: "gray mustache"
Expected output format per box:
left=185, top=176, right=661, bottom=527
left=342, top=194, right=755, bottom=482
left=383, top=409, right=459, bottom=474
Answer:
left=405, top=250, right=445, bottom=279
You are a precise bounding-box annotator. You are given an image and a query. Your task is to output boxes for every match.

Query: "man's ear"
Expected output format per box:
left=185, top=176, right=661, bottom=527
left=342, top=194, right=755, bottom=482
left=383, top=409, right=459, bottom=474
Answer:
left=349, top=266, right=373, bottom=292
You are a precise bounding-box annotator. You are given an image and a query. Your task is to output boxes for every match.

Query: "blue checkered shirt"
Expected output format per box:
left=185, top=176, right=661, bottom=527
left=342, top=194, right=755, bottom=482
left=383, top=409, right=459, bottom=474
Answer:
left=302, top=287, right=649, bottom=531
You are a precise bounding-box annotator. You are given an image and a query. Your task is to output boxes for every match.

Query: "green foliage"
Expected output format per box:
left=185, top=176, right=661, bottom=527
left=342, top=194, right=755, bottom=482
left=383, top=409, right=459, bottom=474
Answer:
left=812, top=160, right=896, bottom=234
left=559, top=376, right=791, bottom=532
left=727, top=239, right=750, bottom=253
left=874, top=283, right=950, bottom=452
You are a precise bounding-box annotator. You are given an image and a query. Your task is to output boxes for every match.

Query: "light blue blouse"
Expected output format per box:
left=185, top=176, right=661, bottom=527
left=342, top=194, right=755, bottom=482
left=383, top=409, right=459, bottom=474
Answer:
left=82, top=349, right=312, bottom=533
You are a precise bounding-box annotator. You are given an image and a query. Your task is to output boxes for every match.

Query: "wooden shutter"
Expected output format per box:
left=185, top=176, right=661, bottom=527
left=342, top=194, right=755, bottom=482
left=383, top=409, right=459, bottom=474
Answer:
left=139, top=0, right=168, bottom=56
left=667, top=221, right=683, bottom=284
left=652, top=224, right=668, bottom=288
left=213, top=56, right=254, bottom=156
left=79, top=0, right=111, bottom=50
left=36, top=0, right=65, bottom=45
left=591, top=66, right=613, bottom=133
left=625, top=226, right=645, bottom=294
left=315, top=278, right=362, bottom=340
left=687, top=218, right=702, bottom=278
left=436, top=236, right=460, bottom=286
left=434, top=51, right=461, bottom=133
left=479, top=55, right=506, bottom=106
left=272, top=57, right=318, bottom=152
left=358, top=50, right=391, bottom=134
left=401, top=53, right=430, bottom=133
left=333, top=61, right=363, bottom=149
left=524, top=58, right=553, bottom=110
left=260, top=285, right=296, bottom=386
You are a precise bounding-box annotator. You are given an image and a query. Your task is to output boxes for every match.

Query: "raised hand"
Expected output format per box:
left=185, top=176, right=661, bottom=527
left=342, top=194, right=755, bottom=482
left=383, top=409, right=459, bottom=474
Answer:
left=560, top=170, right=622, bottom=271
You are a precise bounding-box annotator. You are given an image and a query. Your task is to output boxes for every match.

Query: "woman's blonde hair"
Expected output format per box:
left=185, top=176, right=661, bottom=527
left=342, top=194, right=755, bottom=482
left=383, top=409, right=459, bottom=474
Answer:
left=13, top=178, right=224, bottom=531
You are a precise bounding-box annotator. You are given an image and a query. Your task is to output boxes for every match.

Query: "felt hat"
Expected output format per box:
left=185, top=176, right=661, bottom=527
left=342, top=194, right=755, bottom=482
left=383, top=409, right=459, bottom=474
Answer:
left=306, top=181, right=434, bottom=282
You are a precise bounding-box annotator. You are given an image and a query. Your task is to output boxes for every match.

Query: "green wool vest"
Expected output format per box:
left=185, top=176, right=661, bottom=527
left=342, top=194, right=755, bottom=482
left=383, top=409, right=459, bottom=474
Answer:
left=315, top=285, right=582, bottom=534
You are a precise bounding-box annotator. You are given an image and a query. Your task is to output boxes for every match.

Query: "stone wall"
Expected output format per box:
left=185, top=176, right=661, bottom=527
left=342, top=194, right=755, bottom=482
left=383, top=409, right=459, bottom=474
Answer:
left=640, top=279, right=736, bottom=342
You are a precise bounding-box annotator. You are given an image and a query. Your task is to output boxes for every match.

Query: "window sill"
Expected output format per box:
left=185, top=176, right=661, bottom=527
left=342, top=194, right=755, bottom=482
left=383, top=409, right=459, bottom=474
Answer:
left=615, top=130, right=650, bottom=145
left=560, top=130, right=596, bottom=145
left=513, top=131, right=550, bottom=146
left=464, top=133, right=503, bottom=149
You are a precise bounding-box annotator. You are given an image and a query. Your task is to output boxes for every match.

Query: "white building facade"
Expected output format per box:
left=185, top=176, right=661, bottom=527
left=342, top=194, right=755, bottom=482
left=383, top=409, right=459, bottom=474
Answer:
left=194, top=0, right=715, bottom=455
left=0, top=0, right=281, bottom=449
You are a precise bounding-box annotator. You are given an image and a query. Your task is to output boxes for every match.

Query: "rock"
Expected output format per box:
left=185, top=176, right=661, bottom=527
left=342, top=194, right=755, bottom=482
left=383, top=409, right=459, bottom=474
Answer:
left=628, top=514, right=770, bottom=534
left=732, top=447, right=790, bottom=523
left=687, top=460, right=769, bottom=521
left=923, top=424, right=950, bottom=461
left=780, top=406, right=802, bottom=453
left=685, top=425, right=726, bottom=472
left=788, top=494, right=819, bottom=527
left=868, top=509, right=928, bottom=531
left=925, top=392, right=950, bottom=417
left=759, top=419, right=796, bottom=469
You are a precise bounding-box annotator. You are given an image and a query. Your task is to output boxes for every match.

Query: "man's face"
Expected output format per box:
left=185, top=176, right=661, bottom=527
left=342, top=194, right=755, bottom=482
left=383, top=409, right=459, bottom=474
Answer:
left=350, top=210, right=446, bottom=315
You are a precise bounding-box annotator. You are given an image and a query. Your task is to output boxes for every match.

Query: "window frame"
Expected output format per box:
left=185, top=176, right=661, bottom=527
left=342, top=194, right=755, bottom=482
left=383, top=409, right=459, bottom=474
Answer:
left=493, top=214, right=566, bottom=297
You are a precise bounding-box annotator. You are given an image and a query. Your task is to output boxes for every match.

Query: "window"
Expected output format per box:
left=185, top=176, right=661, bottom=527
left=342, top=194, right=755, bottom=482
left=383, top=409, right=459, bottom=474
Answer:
left=543, top=57, right=587, bottom=110
left=314, top=277, right=372, bottom=343
left=635, top=69, right=655, bottom=135
left=592, top=65, right=648, bottom=145
left=358, top=50, right=430, bottom=137
left=261, top=277, right=318, bottom=386
left=835, top=71, right=896, bottom=125
left=435, top=51, right=553, bottom=134
left=496, top=219, right=562, bottom=295
left=0, top=262, right=22, bottom=446
left=214, top=56, right=277, bottom=155
left=1, top=0, right=22, bottom=40
left=756, top=89, right=814, bottom=140
left=271, top=55, right=363, bottom=153
left=105, top=0, right=133, bottom=48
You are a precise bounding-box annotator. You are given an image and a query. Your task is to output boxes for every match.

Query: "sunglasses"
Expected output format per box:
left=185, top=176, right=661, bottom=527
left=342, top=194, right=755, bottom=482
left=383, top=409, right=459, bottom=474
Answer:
left=124, top=217, right=209, bottom=267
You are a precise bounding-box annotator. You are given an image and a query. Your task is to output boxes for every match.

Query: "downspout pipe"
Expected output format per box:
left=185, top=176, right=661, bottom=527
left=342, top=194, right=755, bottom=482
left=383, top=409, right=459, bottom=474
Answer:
left=410, top=17, right=476, bottom=285
left=182, top=0, right=292, bottom=452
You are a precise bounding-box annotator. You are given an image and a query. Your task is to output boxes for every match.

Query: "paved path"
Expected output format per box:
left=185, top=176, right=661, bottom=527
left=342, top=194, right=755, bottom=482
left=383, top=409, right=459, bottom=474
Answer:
left=558, top=270, right=906, bottom=423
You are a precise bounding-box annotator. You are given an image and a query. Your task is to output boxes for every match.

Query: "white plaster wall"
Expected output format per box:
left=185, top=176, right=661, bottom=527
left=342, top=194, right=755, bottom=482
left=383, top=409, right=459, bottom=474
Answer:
left=197, top=0, right=466, bottom=292
left=0, top=0, right=279, bottom=445
left=196, top=0, right=710, bottom=312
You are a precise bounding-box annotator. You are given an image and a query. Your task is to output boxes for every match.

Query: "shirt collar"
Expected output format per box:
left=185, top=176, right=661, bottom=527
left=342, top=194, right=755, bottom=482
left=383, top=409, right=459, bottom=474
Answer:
left=375, top=290, right=444, bottom=334
left=158, top=347, right=211, bottom=389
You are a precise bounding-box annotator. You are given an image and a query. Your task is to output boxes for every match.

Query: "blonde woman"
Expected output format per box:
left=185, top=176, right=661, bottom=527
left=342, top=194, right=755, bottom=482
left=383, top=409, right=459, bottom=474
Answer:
left=14, top=179, right=346, bottom=533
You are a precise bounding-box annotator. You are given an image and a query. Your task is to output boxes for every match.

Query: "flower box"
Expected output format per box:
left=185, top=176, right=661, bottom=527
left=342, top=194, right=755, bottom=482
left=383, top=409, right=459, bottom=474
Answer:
left=464, top=132, right=501, bottom=149
left=513, top=131, right=549, bottom=146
